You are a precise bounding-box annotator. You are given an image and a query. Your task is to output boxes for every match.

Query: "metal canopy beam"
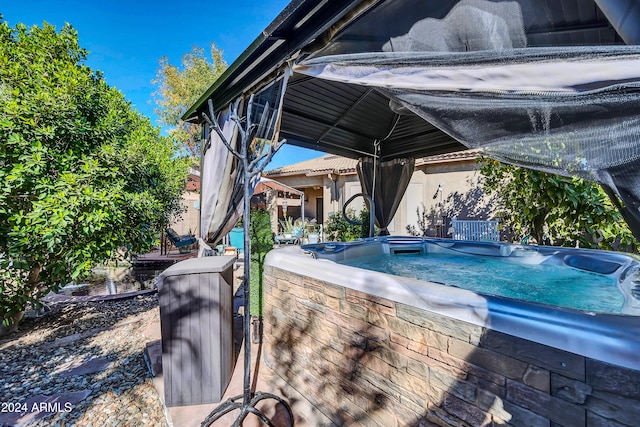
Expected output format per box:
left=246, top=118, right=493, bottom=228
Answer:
left=185, top=0, right=626, bottom=163
left=317, top=88, right=375, bottom=142
left=183, top=0, right=375, bottom=120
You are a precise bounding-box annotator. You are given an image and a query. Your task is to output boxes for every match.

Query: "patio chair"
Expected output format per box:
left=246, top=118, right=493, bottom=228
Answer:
left=165, top=228, right=197, bottom=253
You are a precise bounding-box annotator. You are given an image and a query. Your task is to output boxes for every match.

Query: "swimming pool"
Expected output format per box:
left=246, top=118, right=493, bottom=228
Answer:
left=58, top=266, right=161, bottom=297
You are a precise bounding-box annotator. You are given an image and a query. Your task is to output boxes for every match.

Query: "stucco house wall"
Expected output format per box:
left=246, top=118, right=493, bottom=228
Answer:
left=171, top=190, right=200, bottom=237
left=264, top=150, right=495, bottom=237
left=168, top=169, right=200, bottom=237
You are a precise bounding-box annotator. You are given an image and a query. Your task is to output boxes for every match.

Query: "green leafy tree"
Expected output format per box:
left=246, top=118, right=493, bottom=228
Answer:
left=152, top=44, right=227, bottom=157
left=480, top=157, right=637, bottom=250
left=0, top=21, right=189, bottom=329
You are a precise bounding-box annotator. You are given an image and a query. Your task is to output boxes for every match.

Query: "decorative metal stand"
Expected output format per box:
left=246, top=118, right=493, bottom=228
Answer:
left=201, top=392, right=293, bottom=427
left=200, top=85, right=294, bottom=426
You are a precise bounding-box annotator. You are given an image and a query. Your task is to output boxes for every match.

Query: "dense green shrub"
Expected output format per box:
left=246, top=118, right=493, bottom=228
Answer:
left=480, top=157, right=637, bottom=250
left=325, top=208, right=374, bottom=241
left=248, top=208, right=273, bottom=316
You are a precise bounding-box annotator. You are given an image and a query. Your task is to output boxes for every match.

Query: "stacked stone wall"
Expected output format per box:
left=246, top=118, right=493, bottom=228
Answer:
left=263, top=265, right=640, bottom=427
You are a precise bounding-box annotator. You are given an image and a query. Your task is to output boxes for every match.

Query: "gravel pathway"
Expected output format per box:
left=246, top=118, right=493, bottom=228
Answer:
left=0, top=294, right=167, bottom=426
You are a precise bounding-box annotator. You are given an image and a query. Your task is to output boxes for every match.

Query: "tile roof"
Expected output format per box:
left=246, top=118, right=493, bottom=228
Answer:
left=264, top=149, right=483, bottom=177
left=419, top=148, right=483, bottom=165
left=265, top=155, right=358, bottom=176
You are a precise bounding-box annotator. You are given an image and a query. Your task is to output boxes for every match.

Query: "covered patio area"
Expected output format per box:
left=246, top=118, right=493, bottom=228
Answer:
left=254, top=177, right=306, bottom=235
left=182, top=1, right=640, bottom=426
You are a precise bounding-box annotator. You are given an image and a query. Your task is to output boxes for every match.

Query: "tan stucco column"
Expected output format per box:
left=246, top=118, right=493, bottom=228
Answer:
left=266, top=189, right=278, bottom=234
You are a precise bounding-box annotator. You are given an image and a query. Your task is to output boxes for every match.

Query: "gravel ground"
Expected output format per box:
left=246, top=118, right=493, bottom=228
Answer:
left=0, top=294, right=167, bottom=427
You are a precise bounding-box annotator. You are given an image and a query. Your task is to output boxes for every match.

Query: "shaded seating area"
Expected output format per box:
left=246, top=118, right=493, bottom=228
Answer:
left=179, top=1, right=640, bottom=426
left=275, top=225, right=304, bottom=245
left=164, top=227, right=197, bottom=254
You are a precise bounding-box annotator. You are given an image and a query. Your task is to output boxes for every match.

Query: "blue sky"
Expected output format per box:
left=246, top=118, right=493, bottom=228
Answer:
left=2, top=0, right=323, bottom=169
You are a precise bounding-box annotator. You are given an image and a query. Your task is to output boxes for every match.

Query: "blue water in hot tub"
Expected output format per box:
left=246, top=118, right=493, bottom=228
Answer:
left=338, top=252, right=624, bottom=313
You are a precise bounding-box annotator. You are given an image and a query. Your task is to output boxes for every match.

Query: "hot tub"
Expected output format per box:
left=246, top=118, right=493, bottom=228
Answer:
left=266, top=236, right=640, bottom=369
left=263, top=236, right=640, bottom=426
left=305, top=236, right=640, bottom=315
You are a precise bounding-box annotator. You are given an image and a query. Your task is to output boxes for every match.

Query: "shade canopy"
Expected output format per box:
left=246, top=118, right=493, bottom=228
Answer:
left=254, top=177, right=306, bottom=226
left=185, top=0, right=635, bottom=161
left=186, top=0, right=640, bottom=241
left=254, top=177, right=303, bottom=196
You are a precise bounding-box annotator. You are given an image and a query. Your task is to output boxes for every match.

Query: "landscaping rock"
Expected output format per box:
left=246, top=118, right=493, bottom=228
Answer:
left=0, top=294, right=168, bottom=426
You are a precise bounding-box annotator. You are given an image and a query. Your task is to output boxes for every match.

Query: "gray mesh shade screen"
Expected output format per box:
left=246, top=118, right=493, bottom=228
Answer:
left=294, top=0, right=640, bottom=240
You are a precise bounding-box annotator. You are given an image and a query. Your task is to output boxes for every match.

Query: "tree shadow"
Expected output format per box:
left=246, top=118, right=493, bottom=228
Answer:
left=0, top=295, right=155, bottom=353
left=408, top=175, right=500, bottom=238
left=441, top=176, right=498, bottom=221
left=262, top=269, right=585, bottom=427
left=264, top=283, right=405, bottom=426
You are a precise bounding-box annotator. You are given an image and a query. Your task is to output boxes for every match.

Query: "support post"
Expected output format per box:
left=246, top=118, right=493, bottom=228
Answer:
left=199, top=72, right=294, bottom=427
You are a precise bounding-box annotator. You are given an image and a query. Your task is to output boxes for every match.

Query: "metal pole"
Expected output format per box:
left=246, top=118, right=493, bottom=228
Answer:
left=241, top=134, right=252, bottom=406
left=200, top=70, right=294, bottom=426
left=301, top=193, right=305, bottom=233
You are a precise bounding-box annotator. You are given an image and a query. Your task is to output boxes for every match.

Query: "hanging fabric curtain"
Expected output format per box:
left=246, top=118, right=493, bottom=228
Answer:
left=199, top=73, right=291, bottom=246
left=356, top=157, right=415, bottom=236
left=200, top=106, right=242, bottom=244
left=294, top=46, right=640, bottom=240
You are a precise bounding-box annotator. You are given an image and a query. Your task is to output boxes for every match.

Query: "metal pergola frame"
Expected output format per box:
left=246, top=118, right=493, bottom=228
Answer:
left=184, top=0, right=631, bottom=165
left=185, top=3, right=640, bottom=424
left=200, top=96, right=295, bottom=426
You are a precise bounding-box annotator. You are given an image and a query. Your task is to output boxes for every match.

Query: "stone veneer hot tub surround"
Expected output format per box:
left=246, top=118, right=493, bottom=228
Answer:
left=262, top=239, right=640, bottom=426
